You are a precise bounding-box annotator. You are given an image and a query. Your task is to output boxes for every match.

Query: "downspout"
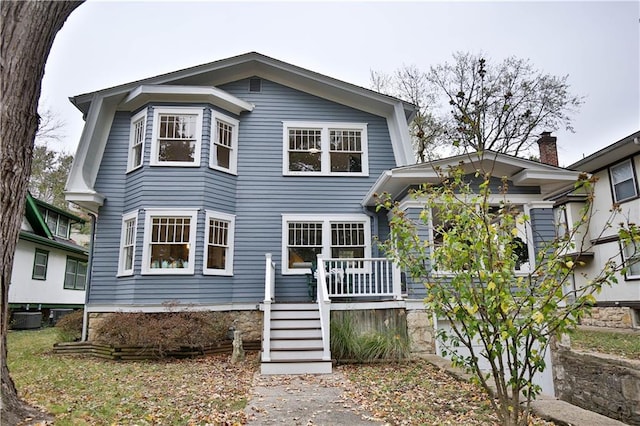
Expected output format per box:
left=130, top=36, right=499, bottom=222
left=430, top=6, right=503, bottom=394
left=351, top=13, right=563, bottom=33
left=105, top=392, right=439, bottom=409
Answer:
left=81, top=213, right=97, bottom=341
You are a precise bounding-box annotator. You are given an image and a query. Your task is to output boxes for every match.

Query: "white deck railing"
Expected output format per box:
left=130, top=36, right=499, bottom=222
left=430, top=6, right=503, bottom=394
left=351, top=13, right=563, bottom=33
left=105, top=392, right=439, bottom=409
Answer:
left=319, top=257, right=402, bottom=300
left=262, top=253, right=276, bottom=362
left=316, top=254, right=331, bottom=361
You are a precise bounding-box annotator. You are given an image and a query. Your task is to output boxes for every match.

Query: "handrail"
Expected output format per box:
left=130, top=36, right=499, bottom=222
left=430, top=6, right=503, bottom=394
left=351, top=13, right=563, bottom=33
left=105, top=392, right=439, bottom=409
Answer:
left=322, top=257, right=401, bottom=299
left=262, top=253, right=276, bottom=362
left=316, top=254, right=331, bottom=361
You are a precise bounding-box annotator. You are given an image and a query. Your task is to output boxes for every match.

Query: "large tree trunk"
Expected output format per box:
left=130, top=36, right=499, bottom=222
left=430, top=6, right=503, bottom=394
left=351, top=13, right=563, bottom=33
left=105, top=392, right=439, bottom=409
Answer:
left=1, top=2, right=83, bottom=424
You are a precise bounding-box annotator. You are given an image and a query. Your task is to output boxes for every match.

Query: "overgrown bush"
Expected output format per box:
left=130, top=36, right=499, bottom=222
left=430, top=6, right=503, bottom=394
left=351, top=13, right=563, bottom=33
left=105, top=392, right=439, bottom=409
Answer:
left=94, top=309, right=232, bottom=356
left=55, top=310, right=84, bottom=342
left=331, top=316, right=409, bottom=362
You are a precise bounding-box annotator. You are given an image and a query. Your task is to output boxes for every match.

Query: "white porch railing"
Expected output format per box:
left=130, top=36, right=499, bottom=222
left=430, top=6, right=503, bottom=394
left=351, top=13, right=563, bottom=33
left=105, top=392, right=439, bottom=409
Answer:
left=319, top=257, right=403, bottom=300
left=316, top=254, right=331, bottom=361
left=262, top=253, right=276, bottom=362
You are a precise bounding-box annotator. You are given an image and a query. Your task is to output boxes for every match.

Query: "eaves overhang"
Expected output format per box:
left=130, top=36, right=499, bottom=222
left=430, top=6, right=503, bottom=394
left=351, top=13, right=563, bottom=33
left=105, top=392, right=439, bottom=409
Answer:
left=568, top=130, right=640, bottom=173
left=19, top=231, right=88, bottom=257
left=120, top=85, right=255, bottom=115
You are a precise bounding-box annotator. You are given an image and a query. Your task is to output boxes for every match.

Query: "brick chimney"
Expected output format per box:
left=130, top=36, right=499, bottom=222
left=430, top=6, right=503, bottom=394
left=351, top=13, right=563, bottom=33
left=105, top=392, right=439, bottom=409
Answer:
left=537, top=132, right=558, bottom=166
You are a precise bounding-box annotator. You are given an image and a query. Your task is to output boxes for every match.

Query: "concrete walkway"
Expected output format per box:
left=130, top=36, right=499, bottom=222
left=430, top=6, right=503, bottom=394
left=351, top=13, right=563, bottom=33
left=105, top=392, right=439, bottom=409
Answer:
left=244, top=371, right=384, bottom=425
left=245, top=357, right=626, bottom=426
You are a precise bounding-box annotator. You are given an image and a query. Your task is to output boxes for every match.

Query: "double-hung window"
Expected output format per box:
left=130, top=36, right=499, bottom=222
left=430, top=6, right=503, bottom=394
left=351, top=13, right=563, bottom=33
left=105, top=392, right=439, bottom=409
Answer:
left=622, top=240, right=640, bottom=279
left=283, top=122, right=368, bottom=176
left=32, top=249, right=49, bottom=280
left=282, top=214, right=371, bottom=274
left=127, top=109, right=146, bottom=172
left=210, top=111, right=239, bottom=174
left=203, top=211, right=235, bottom=275
left=150, top=107, right=203, bottom=166
left=64, top=257, right=87, bottom=290
left=118, top=211, right=138, bottom=276
left=610, top=160, right=638, bottom=203
left=40, top=208, right=70, bottom=239
left=142, top=209, right=198, bottom=275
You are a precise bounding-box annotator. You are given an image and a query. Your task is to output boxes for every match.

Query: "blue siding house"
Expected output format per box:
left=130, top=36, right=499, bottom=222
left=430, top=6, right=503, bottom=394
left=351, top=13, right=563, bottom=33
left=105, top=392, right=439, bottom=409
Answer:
left=66, top=53, right=579, bottom=376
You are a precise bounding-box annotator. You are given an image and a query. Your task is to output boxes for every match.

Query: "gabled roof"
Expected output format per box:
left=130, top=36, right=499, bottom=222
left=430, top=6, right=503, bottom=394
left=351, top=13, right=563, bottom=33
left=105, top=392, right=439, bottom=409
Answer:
left=568, top=130, right=640, bottom=172
left=362, top=150, right=582, bottom=206
left=66, top=52, right=418, bottom=213
left=22, top=193, right=88, bottom=256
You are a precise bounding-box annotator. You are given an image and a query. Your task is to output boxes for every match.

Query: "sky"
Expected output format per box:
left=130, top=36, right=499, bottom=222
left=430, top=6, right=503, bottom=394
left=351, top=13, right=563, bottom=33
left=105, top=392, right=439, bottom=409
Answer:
left=40, top=0, right=639, bottom=167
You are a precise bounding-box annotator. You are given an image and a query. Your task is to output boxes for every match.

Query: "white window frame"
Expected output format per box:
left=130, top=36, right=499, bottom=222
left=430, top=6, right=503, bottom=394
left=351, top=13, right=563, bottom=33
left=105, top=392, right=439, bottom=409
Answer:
left=117, top=210, right=138, bottom=277
left=281, top=214, right=371, bottom=275
left=150, top=107, right=203, bottom=167
left=282, top=121, right=368, bottom=176
left=622, top=240, right=640, bottom=280
left=203, top=210, right=236, bottom=276
left=127, top=109, right=147, bottom=172
left=141, top=208, right=198, bottom=275
left=209, top=111, right=239, bottom=175
left=427, top=203, right=535, bottom=275
left=609, top=159, right=638, bottom=203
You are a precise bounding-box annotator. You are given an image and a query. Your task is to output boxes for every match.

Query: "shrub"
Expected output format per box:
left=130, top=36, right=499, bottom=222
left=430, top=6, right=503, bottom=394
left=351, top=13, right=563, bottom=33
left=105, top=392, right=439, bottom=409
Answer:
left=94, top=309, right=232, bottom=357
left=55, top=310, right=84, bottom=342
left=331, top=316, right=409, bottom=362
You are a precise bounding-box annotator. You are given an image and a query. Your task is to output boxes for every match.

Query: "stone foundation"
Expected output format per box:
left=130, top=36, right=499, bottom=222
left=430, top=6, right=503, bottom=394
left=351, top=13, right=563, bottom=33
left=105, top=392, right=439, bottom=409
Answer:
left=406, top=309, right=436, bottom=357
left=86, top=309, right=263, bottom=342
left=581, top=306, right=636, bottom=329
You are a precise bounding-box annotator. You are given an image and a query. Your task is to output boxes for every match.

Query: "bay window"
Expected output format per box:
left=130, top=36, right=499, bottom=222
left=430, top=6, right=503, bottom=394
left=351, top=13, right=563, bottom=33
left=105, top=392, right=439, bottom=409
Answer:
left=118, top=211, right=138, bottom=276
left=150, top=108, right=203, bottom=166
left=210, top=111, right=239, bottom=174
left=203, top=210, right=235, bottom=275
left=128, top=109, right=146, bottom=172
left=142, top=209, right=198, bottom=274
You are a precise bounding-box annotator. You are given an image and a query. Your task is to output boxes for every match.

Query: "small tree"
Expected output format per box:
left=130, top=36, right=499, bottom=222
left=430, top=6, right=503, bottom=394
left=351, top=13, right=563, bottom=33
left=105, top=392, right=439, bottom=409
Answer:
left=377, top=162, right=638, bottom=426
left=29, top=145, right=73, bottom=208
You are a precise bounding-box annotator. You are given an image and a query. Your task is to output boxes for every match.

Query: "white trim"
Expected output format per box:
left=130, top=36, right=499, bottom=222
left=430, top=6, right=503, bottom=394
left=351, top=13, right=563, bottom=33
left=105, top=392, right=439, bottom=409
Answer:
left=398, top=194, right=546, bottom=212
left=281, top=213, right=372, bottom=275
left=117, top=210, right=138, bottom=277
left=203, top=210, right=236, bottom=276
left=141, top=208, right=198, bottom=275
left=526, top=201, right=556, bottom=209
left=86, top=303, right=259, bottom=313
left=126, top=109, right=147, bottom=172
left=209, top=110, right=239, bottom=175
left=282, top=121, right=369, bottom=177
left=150, top=107, right=204, bottom=167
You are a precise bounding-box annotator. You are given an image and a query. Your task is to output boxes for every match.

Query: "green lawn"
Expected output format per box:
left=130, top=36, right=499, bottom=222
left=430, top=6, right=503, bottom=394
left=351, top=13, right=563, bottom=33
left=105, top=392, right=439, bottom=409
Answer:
left=569, top=328, right=640, bottom=360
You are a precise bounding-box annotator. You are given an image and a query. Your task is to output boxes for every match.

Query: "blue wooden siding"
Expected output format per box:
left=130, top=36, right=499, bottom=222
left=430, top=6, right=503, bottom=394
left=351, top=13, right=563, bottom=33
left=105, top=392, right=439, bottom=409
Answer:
left=529, top=208, right=556, bottom=255
left=89, top=78, right=397, bottom=305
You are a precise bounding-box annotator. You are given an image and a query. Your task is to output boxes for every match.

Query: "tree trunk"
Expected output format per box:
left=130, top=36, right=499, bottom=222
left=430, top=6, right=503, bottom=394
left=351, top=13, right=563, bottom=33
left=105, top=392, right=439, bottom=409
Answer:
left=1, top=2, right=83, bottom=424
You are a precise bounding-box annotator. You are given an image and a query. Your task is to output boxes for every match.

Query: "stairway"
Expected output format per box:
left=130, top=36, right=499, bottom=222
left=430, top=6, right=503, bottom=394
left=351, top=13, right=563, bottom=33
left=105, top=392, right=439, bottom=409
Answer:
left=261, top=303, right=332, bottom=375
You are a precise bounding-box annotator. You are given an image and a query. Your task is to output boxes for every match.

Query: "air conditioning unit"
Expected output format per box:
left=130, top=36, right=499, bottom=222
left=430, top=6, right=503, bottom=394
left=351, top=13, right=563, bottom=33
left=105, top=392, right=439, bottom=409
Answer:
left=11, top=312, right=42, bottom=330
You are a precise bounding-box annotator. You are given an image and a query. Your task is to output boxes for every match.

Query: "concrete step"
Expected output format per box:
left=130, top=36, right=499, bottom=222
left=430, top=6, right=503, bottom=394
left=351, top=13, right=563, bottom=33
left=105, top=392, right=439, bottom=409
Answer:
left=271, top=319, right=320, bottom=329
left=271, top=310, right=320, bottom=320
left=269, top=349, right=325, bottom=361
left=261, top=360, right=332, bottom=375
left=270, top=338, right=324, bottom=349
left=270, top=328, right=321, bottom=339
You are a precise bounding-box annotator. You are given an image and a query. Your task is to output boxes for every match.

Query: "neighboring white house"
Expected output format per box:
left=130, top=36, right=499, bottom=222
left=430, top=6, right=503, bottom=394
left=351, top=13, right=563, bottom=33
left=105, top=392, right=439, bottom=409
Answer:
left=9, top=193, right=89, bottom=324
left=559, top=130, right=640, bottom=329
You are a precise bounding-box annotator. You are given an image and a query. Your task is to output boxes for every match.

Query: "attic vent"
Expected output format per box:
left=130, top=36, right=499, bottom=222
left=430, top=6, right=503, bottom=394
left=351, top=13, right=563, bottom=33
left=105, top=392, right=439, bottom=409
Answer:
left=249, top=78, right=262, bottom=93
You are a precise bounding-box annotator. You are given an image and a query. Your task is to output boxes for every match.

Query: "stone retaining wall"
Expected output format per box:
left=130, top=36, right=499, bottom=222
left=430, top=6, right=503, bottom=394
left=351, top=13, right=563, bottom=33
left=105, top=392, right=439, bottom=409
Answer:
left=406, top=309, right=436, bottom=357
left=553, top=343, right=640, bottom=425
left=581, top=306, right=636, bottom=329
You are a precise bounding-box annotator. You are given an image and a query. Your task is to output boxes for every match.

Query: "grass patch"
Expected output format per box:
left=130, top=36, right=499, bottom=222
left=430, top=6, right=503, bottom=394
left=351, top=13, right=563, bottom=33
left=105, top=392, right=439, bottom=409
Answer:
left=569, top=328, right=640, bottom=360
left=7, top=328, right=258, bottom=425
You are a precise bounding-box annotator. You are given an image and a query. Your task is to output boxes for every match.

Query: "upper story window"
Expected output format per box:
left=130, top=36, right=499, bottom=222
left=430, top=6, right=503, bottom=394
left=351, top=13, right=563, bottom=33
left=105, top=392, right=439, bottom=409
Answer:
left=141, top=209, right=198, bottom=275
left=210, top=111, right=239, bottom=175
left=150, top=107, right=203, bottom=167
left=32, top=249, right=49, bottom=280
left=39, top=207, right=70, bottom=239
left=203, top=210, right=236, bottom=275
left=282, top=214, right=371, bottom=274
left=282, top=122, right=368, bottom=176
left=118, top=211, right=138, bottom=276
left=610, top=159, right=638, bottom=203
left=127, top=109, right=146, bottom=172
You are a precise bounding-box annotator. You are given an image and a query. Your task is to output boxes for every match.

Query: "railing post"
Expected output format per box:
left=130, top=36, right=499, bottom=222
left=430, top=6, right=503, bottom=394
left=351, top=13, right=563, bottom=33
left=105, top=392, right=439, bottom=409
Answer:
left=392, top=261, right=403, bottom=300
left=262, top=253, right=274, bottom=362
left=316, top=254, right=331, bottom=361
